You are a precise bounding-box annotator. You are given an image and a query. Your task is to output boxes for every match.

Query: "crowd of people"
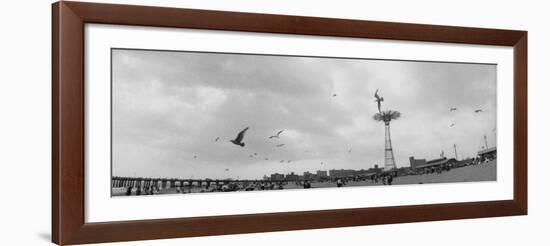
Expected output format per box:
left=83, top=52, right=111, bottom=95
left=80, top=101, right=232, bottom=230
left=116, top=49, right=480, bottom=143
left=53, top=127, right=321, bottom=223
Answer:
left=117, top=155, right=497, bottom=196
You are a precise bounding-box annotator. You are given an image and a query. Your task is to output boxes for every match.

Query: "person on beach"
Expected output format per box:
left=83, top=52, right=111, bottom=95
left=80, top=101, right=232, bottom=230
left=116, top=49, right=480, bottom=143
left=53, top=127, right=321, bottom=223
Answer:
left=303, top=180, right=311, bottom=189
left=126, top=186, right=133, bottom=196
left=336, top=179, right=344, bottom=187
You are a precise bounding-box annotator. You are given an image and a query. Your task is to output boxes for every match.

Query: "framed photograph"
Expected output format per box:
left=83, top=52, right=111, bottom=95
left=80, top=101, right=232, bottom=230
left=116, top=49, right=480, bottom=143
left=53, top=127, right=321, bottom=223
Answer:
left=52, top=1, right=527, bottom=245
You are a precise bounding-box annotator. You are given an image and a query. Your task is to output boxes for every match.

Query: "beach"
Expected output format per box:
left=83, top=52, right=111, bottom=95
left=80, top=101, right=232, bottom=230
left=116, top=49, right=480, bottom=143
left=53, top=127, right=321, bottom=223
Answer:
left=112, top=160, right=496, bottom=196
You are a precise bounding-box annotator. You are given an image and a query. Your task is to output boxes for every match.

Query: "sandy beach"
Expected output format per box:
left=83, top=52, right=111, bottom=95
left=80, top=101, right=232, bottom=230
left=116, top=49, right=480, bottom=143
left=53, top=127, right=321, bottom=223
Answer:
left=112, top=160, right=496, bottom=196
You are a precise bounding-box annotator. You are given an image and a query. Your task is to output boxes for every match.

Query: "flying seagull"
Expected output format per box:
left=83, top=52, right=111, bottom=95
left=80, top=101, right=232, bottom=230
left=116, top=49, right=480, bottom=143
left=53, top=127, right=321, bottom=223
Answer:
left=374, top=89, right=384, bottom=113
left=450, top=107, right=457, bottom=112
left=332, top=93, right=337, bottom=97
left=269, top=130, right=284, bottom=139
left=275, top=144, right=285, bottom=147
left=230, top=127, right=249, bottom=147
left=450, top=123, right=455, bottom=127
left=475, top=109, right=483, bottom=113
left=215, top=137, right=220, bottom=142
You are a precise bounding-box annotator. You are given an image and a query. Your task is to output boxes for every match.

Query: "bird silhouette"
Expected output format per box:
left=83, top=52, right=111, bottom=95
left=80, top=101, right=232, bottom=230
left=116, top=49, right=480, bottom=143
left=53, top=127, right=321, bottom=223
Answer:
left=269, top=130, right=284, bottom=139
left=450, top=107, right=457, bottom=111
left=475, top=109, right=483, bottom=113
left=275, top=144, right=285, bottom=147
left=230, top=127, right=249, bottom=147
left=450, top=123, right=455, bottom=127
left=215, top=137, right=220, bottom=142
left=332, top=93, right=337, bottom=97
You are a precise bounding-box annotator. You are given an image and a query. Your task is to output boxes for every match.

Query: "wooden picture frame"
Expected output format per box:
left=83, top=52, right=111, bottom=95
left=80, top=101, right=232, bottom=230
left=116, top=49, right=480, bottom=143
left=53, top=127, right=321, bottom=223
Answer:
left=52, top=1, right=527, bottom=245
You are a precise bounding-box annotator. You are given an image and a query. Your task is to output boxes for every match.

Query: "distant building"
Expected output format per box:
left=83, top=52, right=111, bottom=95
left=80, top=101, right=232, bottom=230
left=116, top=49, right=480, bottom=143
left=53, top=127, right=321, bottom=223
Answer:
left=478, top=147, right=497, bottom=160
left=270, top=173, right=285, bottom=181
left=414, top=157, right=457, bottom=170
left=285, top=172, right=300, bottom=181
left=316, top=170, right=328, bottom=178
left=329, top=169, right=355, bottom=178
left=367, top=165, right=383, bottom=174
left=303, top=171, right=315, bottom=180
left=409, top=156, right=427, bottom=169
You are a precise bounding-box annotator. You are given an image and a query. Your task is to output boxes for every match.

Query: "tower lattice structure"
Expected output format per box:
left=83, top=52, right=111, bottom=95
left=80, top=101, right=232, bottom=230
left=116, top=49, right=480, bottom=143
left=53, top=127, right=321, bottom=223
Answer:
left=383, top=119, right=397, bottom=171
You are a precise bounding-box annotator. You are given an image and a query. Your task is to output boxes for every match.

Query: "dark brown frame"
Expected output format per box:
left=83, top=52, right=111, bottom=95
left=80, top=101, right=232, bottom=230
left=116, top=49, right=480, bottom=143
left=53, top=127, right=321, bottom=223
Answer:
left=52, top=1, right=527, bottom=245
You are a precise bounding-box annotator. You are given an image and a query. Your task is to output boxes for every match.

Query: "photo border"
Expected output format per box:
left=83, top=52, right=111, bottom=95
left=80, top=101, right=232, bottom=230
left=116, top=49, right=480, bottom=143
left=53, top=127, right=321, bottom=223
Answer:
left=52, top=1, right=527, bottom=245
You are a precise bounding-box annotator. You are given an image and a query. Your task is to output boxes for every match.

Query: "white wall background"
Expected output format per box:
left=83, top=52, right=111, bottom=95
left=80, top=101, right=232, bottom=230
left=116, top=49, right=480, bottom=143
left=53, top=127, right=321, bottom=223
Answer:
left=0, top=0, right=547, bottom=245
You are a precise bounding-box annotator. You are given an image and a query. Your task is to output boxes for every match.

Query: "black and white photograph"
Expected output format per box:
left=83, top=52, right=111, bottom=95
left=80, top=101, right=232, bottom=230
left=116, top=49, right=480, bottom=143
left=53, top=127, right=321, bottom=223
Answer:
left=110, top=48, right=497, bottom=196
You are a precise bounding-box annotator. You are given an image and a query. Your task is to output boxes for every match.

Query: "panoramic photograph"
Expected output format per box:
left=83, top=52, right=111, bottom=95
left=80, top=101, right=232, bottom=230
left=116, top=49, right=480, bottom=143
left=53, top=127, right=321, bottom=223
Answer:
left=110, top=48, right=497, bottom=197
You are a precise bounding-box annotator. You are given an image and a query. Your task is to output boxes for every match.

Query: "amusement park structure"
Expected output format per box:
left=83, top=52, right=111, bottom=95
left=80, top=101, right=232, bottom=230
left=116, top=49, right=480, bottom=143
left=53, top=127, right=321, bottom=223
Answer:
left=373, top=89, right=400, bottom=171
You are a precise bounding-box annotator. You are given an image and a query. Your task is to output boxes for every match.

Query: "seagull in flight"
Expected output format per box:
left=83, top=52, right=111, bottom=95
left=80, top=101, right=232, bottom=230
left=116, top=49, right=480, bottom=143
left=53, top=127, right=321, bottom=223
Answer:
left=450, top=123, right=455, bottom=127
left=215, top=137, right=220, bottom=142
left=230, top=127, right=249, bottom=147
left=475, top=109, right=483, bottom=113
left=450, top=107, right=457, bottom=112
left=269, top=130, right=284, bottom=139
left=275, top=144, right=285, bottom=147
left=332, top=93, right=337, bottom=97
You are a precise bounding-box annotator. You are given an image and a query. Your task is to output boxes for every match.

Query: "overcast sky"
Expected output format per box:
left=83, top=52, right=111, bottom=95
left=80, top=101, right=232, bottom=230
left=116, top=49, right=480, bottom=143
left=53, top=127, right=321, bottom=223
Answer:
left=112, top=49, right=496, bottom=179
